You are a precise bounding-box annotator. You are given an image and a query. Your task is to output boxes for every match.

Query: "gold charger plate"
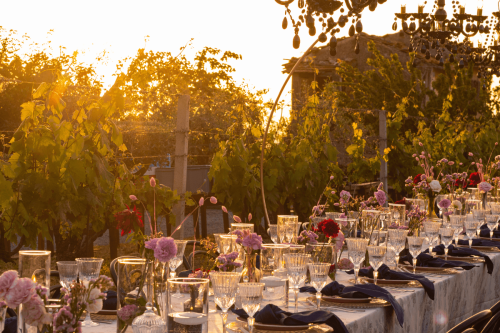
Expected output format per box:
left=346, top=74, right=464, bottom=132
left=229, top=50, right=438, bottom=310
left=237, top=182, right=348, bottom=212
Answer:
left=308, top=296, right=391, bottom=309
left=350, top=278, right=424, bottom=288
left=400, top=265, right=458, bottom=275
left=364, top=277, right=414, bottom=285
left=231, top=318, right=332, bottom=332
left=322, top=295, right=371, bottom=303
left=479, top=237, right=500, bottom=242
left=457, top=244, right=500, bottom=252
left=436, top=255, right=485, bottom=263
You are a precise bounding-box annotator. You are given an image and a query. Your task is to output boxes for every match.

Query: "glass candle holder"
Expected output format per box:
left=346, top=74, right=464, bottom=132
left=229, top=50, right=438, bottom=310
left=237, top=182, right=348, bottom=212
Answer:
left=218, top=235, right=237, bottom=255
left=260, top=244, right=290, bottom=276
left=389, top=204, right=406, bottom=226
left=305, top=243, right=335, bottom=264
left=361, top=210, right=381, bottom=238
left=167, top=278, right=210, bottom=333
left=277, top=215, right=299, bottom=243
left=287, top=244, right=305, bottom=255
left=117, top=258, right=148, bottom=333
left=230, top=223, right=254, bottom=233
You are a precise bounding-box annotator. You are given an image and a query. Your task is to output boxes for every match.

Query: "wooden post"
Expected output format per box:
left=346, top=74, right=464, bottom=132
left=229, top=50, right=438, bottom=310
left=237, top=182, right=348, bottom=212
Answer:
left=222, top=211, right=230, bottom=233
left=379, top=110, right=388, bottom=200
left=109, top=226, right=119, bottom=260
left=172, top=95, right=190, bottom=239
left=201, top=205, right=208, bottom=238
left=37, top=233, right=44, bottom=250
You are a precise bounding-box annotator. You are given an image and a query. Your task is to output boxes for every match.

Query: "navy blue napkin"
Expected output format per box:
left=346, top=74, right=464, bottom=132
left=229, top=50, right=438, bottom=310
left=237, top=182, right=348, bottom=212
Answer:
left=401, top=253, right=475, bottom=270
left=232, top=304, right=348, bottom=333
left=4, top=317, right=17, bottom=333
left=103, top=290, right=117, bottom=310
left=425, top=244, right=493, bottom=274
left=301, top=281, right=404, bottom=327
left=479, top=224, right=500, bottom=238
left=347, top=264, right=435, bottom=300
left=455, top=238, right=500, bottom=249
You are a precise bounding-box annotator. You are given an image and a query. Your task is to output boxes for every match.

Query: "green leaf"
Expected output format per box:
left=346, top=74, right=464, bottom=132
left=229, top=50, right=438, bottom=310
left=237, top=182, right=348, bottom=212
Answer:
left=20, top=102, right=35, bottom=121
left=0, top=172, right=13, bottom=208
left=251, top=126, right=261, bottom=138
left=33, top=83, right=51, bottom=99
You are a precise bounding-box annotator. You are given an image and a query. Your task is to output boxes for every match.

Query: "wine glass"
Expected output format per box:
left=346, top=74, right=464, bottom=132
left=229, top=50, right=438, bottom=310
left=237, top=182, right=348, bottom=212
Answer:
left=75, top=258, right=103, bottom=327
left=485, top=214, right=499, bottom=240
left=436, top=194, right=449, bottom=218
left=472, top=209, right=488, bottom=237
left=219, top=235, right=237, bottom=254
left=214, top=234, right=226, bottom=252
left=267, top=225, right=278, bottom=244
left=284, top=254, right=309, bottom=313
left=367, top=245, right=387, bottom=285
left=239, top=283, right=265, bottom=333
left=449, top=215, right=466, bottom=245
left=439, top=228, right=454, bottom=260
left=308, top=263, right=330, bottom=310
left=407, top=236, right=425, bottom=273
left=346, top=238, right=369, bottom=285
left=387, top=229, right=409, bottom=269
left=56, top=261, right=78, bottom=289
left=464, top=221, right=482, bottom=248
left=423, top=222, right=441, bottom=255
left=169, top=240, right=187, bottom=279
left=210, top=272, right=241, bottom=333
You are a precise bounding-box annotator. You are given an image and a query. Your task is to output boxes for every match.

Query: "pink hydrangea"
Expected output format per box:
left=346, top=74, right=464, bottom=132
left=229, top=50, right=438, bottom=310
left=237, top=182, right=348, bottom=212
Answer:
left=0, top=270, right=18, bottom=299
left=241, top=233, right=262, bottom=250
left=479, top=181, right=493, bottom=193
left=5, top=277, right=35, bottom=308
left=154, top=237, right=177, bottom=263
left=145, top=238, right=159, bottom=250
left=22, top=293, right=52, bottom=327
left=438, top=198, right=451, bottom=209
left=374, top=190, right=386, bottom=206
left=117, top=304, right=138, bottom=322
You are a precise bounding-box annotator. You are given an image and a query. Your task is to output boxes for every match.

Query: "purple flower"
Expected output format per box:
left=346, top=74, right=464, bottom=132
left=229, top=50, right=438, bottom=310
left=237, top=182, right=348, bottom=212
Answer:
left=153, top=237, right=177, bottom=263
left=233, top=215, right=242, bottom=223
left=145, top=238, right=159, bottom=250
left=374, top=190, right=386, bottom=206
left=0, top=271, right=18, bottom=300
left=438, top=198, right=451, bottom=209
left=339, top=190, right=351, bottom=203
left=479, top=181, right=493, bottom=193
left=117, top=304, right=138, bottom=322
left=242, top=233, right=263, bottom=250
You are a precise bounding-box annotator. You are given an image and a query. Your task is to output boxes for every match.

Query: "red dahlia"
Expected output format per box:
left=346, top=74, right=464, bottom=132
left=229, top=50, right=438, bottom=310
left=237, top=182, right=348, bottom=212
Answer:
left=317, top=219, right=340, bottom=239
left=469, top=172, right=481, bottom=187
left=114, top=205, right=143, bottom=236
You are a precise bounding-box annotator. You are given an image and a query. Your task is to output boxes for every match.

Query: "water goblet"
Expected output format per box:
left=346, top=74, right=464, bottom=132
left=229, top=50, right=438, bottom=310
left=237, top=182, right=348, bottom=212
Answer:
left=267, top=225, right=278, bottom=244
left=449, top=215, right=466, bottom=245
left=210, top=272, right=241, bottom=333
left=346, top=238, right=369, bottom=285
left=308, top=263, right=330, bottom=310
left=387, top=229, right=409, bottom=268
left=56, top=261, right=78, bottom=289
left=169, top=240, right=188, bottom=279
left=75, top=258, right=103, bottom=327
left=284, top=254, right=309, bottom=313
left=219, top=235, right=237, bottom=254
left=214, top=234, right=226, bottom=252
left=407, top=236, right=425, bottom=274
left=439, top=228, right=454, bottom=260
left=367, top=245, right=387, bottom=285
left=285, top=222, right=295, bottom=243
left=239, top=283, right=265, bottom=333
left=423, top=222, right=441, bottom=255
left=472, top=209, right=488, bottom=237
left=486, top=214, right=499, bottom=240
left=464, top=221, right=481, bottom=248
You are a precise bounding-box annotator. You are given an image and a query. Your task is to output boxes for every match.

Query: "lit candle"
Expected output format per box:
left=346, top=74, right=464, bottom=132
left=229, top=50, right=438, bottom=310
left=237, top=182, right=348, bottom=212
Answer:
left=459, top=5, right=465, bottom=15
left=401, top=5, right=406, bottom=14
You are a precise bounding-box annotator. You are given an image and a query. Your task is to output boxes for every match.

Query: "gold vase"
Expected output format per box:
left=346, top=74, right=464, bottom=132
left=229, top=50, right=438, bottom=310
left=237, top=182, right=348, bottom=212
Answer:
left=427, top=191, right=437, bottom=218
left=241, top=253, right=262, bottom=283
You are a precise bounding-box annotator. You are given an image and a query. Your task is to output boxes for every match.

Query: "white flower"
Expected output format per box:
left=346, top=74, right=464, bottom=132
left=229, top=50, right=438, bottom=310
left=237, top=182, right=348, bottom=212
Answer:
left=452, top=200, right=462, bottom=210
left=429, top=180, right=442, bottom=192
left=87, top=288, right=103, bottom=313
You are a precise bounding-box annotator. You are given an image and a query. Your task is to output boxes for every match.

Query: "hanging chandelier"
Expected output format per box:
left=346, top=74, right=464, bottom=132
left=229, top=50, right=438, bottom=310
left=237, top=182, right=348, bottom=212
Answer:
left=275, top=0, right=388, bottom=56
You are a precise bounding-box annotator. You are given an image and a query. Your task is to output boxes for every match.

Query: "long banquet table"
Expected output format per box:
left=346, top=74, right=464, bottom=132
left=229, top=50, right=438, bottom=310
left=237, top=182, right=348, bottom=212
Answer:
left=86, top=250, right=500, bottom=333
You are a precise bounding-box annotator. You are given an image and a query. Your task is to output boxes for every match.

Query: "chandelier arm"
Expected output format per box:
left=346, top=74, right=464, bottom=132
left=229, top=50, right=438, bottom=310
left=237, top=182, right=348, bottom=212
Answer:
left=259, top=37, right=320, bottom=227
left=275, top=0, right=295, bottom=6
left=344, top=0, right=372, bottom=13
left=401, top=25, right=424, bottom=36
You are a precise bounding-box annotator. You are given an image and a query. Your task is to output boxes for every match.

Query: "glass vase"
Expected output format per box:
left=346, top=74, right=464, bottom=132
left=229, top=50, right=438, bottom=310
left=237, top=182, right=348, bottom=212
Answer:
left=117, top=258, right=148, bottom=333
left=167, top=278, right=210, bottom=333
left=17, top=250, right=51, bottom=333
left=427, top=191, right=437, bottom=218
left=147, top=260, right=169, bottom=325
left=241, top=253, right=262, bottom=283
left=305, top=243, right=335, bottom=264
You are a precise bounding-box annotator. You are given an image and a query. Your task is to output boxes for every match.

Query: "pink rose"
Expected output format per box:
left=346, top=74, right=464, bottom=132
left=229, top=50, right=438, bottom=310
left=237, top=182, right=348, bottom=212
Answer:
left=233, top=215, right=242, bottom=223
left=199, top=197, right=204, bottom=206
left=153, top=237, right=177, bottom=263
left=0, top=271, right=18, bottom=299
left=210, top=196, right=217, bottom=204
left=149, top=177, right=156, bottom=187
left=6, top=277, right=35, bottom=308
left=478, top=181, right=493, bottom=193
left=248, top=213, right=252, bottom=222
left=22, top=294, right=52, bottom=327
left=222, top=206, right=228, bottom=213
left=129, top=195, right=138, bottom=201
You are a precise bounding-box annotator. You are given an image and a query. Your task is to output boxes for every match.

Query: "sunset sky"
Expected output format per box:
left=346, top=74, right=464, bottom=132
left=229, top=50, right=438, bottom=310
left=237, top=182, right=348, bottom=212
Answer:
left=1, top=0, right=498, bottom=118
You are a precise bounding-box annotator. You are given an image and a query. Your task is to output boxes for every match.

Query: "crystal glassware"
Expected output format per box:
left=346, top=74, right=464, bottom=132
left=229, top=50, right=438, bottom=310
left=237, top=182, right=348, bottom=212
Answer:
left=389, top=203, right=406, bottom=226
left=346, top=238, right=369, bottom=285
left=260, top=244, right=289, bottom=276
left=305, top=243, right=335, bottom=264
left=308, top=263, right=330, bottom=310
left=367, top=245, right=387, bottom=285
left=267, top=225, right=279, bottom=244
left=239, top=283, right=265, bottom=333
left=387, top=229, right=409, bottom=268
left=284, top=254, right=309, bottom=313
left=423, top=222, right=441, bottom=255
left=464, top=221, right=482, bottom=248
left=214, top=234, right=226, bottom=252
left=439, top=228, right=454, bottom=260
left=486, top=214, right=499, bottom=240
left=407, top=236, right=425, bottom=273
left=131, top=302, right=166, bottom=333
left=288, top=244, right=305, bottom=254
left=231, top=223, right=254, bottom=233
left=219, top=234, right=237, bottom=254
left=277, top=215, right=298, bottom=243
left=210, top=272, right=242, bottom=333
left=76, top=257, right=103, bottom=327
left=435, top=194, right=449, bottom=218
left=56, top=261, right=78, bottom=289
left=449, top=215, right=466, bottom=245
left=336, top=218, right=357, bottom=238
left=169, top=240, right=188, bottom=278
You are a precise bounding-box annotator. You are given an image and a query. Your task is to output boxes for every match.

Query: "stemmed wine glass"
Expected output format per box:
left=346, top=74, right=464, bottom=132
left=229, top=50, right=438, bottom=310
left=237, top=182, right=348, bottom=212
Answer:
left=346, top=238, right=369, bottom=285
left=472, top=209, right=488, bottom=237
left=57, top=261, right=78, bottom=289
left=464, top=221, right=481, bottom=248
left=407, top=236, right=425, bottom=274
left=449, top=215, right=466, bottom=246
left=423, top=222, right=441, bottom=255
left=169, top=240, right=188, bottom=278
left=267, top=225, right=278, bottom=244
left=75, top=258, right=103, bottom=327
left=210, top=272, right=241, bottom=333
left=367, top=245, right=387, bottom=285
left=439, top=228, right=454, bottom=260
left=239, top=283, right=265, bottom=333
left=308, top=263, right=330, bottom=310
left=486, top=214, right=499, bottom=240
left=387, top=229, right=408, bottom=269
left=284, top=254, right=309, bottom=313
left=214, top=234, right=226, bottom=252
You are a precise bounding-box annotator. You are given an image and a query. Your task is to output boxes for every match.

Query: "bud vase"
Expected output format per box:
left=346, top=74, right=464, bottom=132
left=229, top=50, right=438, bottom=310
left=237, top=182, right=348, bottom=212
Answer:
left=146, top=260, right=169, bottom=325
left=427, top=191, right=437, bottom=218
left=241, top=253, right=262, bottom=283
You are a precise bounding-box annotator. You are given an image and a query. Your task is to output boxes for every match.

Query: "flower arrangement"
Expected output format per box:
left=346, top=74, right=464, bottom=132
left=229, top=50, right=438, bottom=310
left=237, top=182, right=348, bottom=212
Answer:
left=406, top=204, right=426, bottom=236
left=297, top=230, right=319, bottom=245
left=215, top=252, right=241, bottom=272
left=232, top=229, right=263, bottom=282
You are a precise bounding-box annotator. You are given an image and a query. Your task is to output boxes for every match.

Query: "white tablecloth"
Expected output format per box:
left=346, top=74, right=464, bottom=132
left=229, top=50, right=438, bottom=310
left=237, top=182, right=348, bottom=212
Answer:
left=85, top=251, right=500, bottom=333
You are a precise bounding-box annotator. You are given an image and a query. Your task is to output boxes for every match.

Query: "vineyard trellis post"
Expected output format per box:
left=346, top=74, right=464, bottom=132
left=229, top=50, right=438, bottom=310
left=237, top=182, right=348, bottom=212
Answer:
left=172, top=95, right=190, bottom=239
left=379, top=109, right=388, bottom=200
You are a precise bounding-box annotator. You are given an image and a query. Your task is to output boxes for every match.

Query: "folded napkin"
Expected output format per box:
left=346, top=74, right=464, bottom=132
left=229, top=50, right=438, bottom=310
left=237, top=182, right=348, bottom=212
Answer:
left=401, top=253, right=475, bottom=270
left=300, top=281, right=404, bottom=326
left=232, top=304, right=348, bottom=333
left=425, top=244, right=493, bottom=274
left=479, top=224, right=500, bottom=238
left=347, top=264, right=435, bottom=300
left=103, top=290, right=117, bottom=310
left=455, top=238, right=500, bottom=249
left=4, top=317, right=17, bottom=333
